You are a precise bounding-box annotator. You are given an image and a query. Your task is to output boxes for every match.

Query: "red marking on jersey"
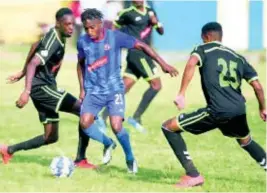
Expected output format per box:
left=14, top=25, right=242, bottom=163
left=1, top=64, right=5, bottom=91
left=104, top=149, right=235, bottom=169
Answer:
left=140, top=26, right=152, bottom=39
left=51, top=63, right=62, bottom=73
left=88, top=56, right=108, bottom=72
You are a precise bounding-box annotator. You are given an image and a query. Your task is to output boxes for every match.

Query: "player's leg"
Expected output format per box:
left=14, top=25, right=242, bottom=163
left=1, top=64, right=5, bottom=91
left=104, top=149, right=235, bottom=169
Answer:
left=131, top=53, right=160, bottom=124
left=162, top=108, right=216, bottom=187
left=237, top=135, right=266, bottom=171
left=79, top=93, right=114, bottom=151
left=133, top=77, right=161, bottom=123
left=0, top=109, right=59, bottom=164
left=58, top=92, right=95, bottom=168
left=108, top=92, right=137, bottom=173
left=219, top=114, right=266, bottom=171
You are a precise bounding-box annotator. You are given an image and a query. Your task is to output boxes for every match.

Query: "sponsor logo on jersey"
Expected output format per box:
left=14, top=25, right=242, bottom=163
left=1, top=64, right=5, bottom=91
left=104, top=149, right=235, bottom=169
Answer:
left=88, top=56, right=108, bottom=72
left=135, top=16, right=142, bottom=21
left=104, top=44, right=111, bottom=51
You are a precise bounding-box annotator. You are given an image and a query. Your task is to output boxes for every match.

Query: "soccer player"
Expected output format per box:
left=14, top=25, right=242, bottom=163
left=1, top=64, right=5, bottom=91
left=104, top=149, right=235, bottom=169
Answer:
left=100, top=0, right=165, bottom=128
left=161, top=22, right=266, bottom=188
left=77, top=8, right=177, bottom=173
left=0, top=8, right=113, bottom=168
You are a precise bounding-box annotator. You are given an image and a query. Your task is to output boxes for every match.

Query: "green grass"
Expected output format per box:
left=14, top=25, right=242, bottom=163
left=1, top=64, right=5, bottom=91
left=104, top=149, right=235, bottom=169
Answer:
left=0, top=45, right=266, bottom=192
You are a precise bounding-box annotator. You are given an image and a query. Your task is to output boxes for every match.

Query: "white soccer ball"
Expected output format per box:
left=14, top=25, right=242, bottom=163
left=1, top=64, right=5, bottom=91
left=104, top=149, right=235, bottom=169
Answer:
left=50, top=156, right=75, bottom=178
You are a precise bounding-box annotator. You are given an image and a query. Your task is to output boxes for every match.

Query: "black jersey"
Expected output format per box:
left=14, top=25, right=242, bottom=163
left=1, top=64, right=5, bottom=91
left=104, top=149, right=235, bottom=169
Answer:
left=191, top=41, right=258, bottom=118
left=32, top=28, right=65, bottom=87
left=114, top=5, right=156, bottom=45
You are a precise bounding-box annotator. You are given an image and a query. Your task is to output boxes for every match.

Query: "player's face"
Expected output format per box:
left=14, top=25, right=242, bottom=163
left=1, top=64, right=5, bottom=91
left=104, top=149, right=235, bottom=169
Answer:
left=132, top=0, right=144, bottom=8
left=83, top=19, right=103, bottom=40
left=58, top=14, right=74, bottom=37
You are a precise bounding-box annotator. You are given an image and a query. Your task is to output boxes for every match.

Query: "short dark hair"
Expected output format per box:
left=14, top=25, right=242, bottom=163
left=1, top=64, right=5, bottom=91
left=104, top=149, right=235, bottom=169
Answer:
left=81, top=8, right=103, bottom=22
left=55, top=8, right=73, bottom=21
left=201, top=22, right=222, bottom=35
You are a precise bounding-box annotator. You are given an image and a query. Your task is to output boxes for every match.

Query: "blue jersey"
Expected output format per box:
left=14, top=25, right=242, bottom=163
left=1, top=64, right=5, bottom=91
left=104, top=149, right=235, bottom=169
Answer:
left=77, top=29, right=136, bottom=94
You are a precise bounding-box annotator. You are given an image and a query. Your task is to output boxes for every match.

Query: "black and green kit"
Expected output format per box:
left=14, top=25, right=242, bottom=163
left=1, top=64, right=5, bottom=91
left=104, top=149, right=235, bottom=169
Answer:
left=177, top=41, right=258, bottom=138
left=30, top=28, right=77, bottom=124
left=114, top=6, right=159, bottom=81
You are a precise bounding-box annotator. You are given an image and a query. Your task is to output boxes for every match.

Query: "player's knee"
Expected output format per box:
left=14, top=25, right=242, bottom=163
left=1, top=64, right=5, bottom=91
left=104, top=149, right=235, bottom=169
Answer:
left=150, top=81, right=162, bottom=91
left=45, top=134, right=59, bottom=144
left=162, top=118, right=181, bottom=132
left=80, top=116, right=92, bottom=129
left=237, top=135, right=252, bottom=146
left=111, top=122, right=122, bottom=133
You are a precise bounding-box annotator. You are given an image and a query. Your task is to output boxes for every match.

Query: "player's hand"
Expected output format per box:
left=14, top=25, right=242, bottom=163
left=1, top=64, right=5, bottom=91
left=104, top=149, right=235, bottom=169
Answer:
left=16, top=90, right=30, bottom=109
left=259, top=108, right=266, bottom=121
left=174, top=95, right=185, bottom=110
left=161, top=64, right=179, bottom=77
left=79, top=90, right=85, bottom=102
left=6, top=71, right=24, bottom=84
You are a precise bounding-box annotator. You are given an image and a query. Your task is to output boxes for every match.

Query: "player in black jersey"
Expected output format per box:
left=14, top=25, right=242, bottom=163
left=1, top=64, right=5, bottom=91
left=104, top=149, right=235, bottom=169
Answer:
left=100, top=0, right=166, bottom=129
left=0, top=8, right=113, bottom=168
left=162, top=22, right=266, bottom=188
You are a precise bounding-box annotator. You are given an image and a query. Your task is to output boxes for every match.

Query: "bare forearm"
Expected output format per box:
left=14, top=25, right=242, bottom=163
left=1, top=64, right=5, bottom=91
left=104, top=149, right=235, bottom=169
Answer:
left=253, top=84, right=266, bottom=110
left=179, top=64, right=196, bottom=95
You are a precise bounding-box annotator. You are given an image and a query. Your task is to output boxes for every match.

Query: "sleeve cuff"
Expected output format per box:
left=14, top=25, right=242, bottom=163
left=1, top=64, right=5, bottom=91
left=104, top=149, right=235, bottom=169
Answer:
left=191, top=53, right=203, bottom=67
left=247, top=76, right=259, bottom=83
left=35, top=53, right=45, bottom=65
left=153, top=22, right=163, bottom=29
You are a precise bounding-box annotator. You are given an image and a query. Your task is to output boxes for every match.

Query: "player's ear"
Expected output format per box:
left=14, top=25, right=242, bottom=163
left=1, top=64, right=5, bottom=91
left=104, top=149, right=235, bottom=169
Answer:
left=56, top=20, right=60, bottom=28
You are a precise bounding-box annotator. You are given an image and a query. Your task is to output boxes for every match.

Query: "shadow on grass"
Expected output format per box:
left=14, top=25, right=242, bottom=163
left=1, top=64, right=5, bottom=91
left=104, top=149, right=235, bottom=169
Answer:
left=95, top=164, right=181, bottom=185
left=11, top=154, right=51, bottom=166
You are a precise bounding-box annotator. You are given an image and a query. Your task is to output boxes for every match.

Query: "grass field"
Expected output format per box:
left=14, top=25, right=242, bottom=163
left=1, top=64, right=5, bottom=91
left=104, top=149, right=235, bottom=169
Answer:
left=0, top=44, right=266, bottom=192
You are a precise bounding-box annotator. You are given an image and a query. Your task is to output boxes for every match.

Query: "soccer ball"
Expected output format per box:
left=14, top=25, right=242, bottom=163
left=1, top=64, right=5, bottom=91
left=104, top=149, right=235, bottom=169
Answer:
left=50, top=156, right=75, bottom=177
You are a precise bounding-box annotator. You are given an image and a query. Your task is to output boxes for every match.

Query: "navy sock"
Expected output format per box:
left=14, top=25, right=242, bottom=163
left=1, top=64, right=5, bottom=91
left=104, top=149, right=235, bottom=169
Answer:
left=83, top=123, right=112, bottom=147
left=116, top=129, right=134, bottom=161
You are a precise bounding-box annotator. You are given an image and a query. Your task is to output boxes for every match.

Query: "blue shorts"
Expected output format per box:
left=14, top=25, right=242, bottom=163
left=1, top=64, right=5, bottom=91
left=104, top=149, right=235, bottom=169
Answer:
left=81, top=92, right=125, bottom=118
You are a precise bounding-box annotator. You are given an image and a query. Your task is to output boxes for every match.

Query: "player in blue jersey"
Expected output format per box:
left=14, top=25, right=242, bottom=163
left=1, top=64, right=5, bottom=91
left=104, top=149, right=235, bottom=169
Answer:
left=77, top=8, right=178, bottom=173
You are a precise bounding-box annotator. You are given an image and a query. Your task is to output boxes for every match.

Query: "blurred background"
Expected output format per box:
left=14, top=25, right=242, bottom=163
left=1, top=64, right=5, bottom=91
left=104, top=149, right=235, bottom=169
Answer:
left=0, top=0, right=265, bottom=50
left=0, top=0, right=265, bottom=66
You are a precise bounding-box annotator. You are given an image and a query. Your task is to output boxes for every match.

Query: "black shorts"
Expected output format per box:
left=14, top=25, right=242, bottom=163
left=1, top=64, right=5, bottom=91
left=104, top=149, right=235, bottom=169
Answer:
left=124, top=49, right=159, bottom=81
left=30, top=85, right=77, bottom=124
left=176, top=108, right=250, bottom=138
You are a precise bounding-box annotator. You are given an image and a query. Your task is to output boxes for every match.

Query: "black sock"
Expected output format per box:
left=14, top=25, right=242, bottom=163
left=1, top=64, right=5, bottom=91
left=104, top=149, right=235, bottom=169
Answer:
left=162, top=127, right=200, bottom=177
left=133, top=87, right=159, bottom=121
left=239, top=139, right=266, bottom=171
left=8, top=135, right=46, bottom=154
left=75, top=126, right=89, bottom=162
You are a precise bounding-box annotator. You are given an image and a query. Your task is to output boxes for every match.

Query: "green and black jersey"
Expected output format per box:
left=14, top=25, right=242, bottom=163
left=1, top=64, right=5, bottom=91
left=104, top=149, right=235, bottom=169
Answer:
left=191, top=41, right=258, bottom=118
left=113, top=5, right=157, bottom=45
left=33, top=28, right=65, bottom=87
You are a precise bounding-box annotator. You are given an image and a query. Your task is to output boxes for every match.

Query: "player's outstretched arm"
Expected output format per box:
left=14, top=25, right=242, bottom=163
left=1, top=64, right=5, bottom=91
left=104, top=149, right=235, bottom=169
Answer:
left=134, top=41, right=178, bottom=77
left=77, top=58, right=85, bottom=102
left=174, top=55, right=199, bottom=110
left=250, top=80, right=266, bottom=121
left=7, top=41, right=39, bottom=84
left=16, top=55, right=41, bottom=109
